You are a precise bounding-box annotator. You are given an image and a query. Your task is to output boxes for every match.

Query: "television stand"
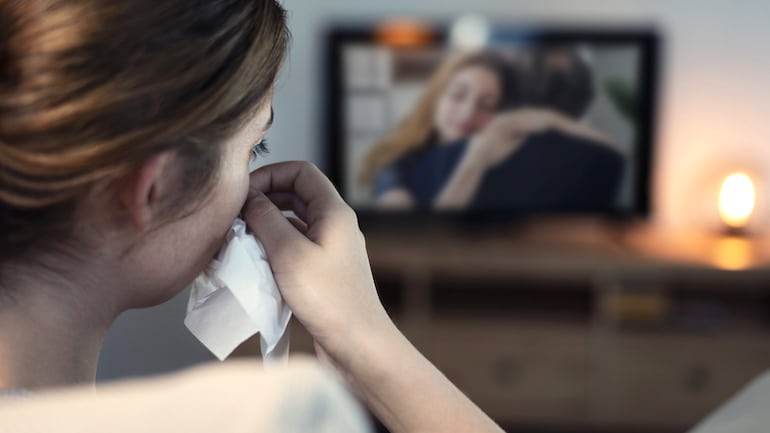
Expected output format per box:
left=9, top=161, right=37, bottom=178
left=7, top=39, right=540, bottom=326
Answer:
left=235, top=219, right=770, bottom=432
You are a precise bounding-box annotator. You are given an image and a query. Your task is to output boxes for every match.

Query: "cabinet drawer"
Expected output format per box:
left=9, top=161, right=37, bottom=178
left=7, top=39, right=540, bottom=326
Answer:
left=590, top=333, right=770, bottom=428
left=409, top=318, right=590, bottom=424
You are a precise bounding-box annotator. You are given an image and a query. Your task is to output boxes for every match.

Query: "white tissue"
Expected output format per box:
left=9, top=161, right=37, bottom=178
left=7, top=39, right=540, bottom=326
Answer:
left=184, top=218, right=292, bottom=363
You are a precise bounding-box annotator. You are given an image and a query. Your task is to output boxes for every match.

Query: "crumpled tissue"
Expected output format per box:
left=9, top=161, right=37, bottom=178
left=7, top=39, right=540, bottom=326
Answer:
left=184, top=218, right=291, bottom=363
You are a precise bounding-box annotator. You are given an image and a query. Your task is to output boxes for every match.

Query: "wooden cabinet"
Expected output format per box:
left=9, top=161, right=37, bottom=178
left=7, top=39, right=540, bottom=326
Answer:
left=373, top=224, right=770, bottom=431
left=284, top=315, right=770, bottom=431
left=246, top=222, right=770, bottom=432
left=588, top=332, right=770, bottom=429
left=412, top=319, right=590, bottom=426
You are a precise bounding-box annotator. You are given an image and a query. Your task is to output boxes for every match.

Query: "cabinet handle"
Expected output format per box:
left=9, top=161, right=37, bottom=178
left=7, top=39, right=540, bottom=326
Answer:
left=685, top=364, right=711, bottom=393
left=492, top=357, right=520, bottom=387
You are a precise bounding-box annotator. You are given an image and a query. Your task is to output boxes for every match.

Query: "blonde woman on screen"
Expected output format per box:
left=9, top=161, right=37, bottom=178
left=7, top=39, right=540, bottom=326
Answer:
left=359, top=50, right=520, bottom=208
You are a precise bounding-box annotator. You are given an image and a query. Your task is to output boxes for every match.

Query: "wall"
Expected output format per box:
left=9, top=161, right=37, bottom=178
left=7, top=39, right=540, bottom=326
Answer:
left=264, top=0, right=770, bottom=229
left=98, top=0, right=770, bottom=379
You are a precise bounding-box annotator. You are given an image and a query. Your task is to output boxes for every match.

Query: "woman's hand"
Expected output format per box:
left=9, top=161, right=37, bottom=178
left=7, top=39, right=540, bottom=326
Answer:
left=434, top=109, right=557, bottom=210
left=464, top=107, right=619, bottom=170
left=241, top=161, right=391, bottom=368
left=242, top=161, right=503, bottom=433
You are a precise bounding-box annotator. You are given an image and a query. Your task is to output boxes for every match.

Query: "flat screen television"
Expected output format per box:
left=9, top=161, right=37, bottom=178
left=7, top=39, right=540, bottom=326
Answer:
left=323, top=20, right=659, bottom=224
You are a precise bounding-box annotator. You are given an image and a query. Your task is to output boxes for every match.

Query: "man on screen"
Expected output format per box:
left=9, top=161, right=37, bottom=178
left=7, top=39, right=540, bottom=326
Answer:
left=468, top=46, right=626, bottom=211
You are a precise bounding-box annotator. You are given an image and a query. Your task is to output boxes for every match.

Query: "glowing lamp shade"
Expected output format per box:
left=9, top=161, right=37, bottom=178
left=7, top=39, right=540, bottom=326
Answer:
left=375, top=19, right=434, bottom=48
left=449, top=14, right=490, bottom=50
left=718, top=172, right=756, bottom=229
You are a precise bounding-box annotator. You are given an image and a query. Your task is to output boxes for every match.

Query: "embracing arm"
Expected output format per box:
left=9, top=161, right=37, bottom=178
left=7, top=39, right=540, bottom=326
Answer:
left=546, top=111, right=617, bottom=151
left=432, top=150, right=489, bottom=210
left=375, top=188, right=416, bottom=209
left=432, top=108, right=617, bottom=210
left=371, top=163, right=417, bottom=210
left=243, top=162, right=503, bottom=433
left=432, top=113, right=529, bottom=211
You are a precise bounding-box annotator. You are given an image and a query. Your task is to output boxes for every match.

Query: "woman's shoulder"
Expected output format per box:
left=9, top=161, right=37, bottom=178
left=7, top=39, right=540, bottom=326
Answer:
left=0, top=357, right=371, bottom=433
left=0, top=388, right=27, bottom=399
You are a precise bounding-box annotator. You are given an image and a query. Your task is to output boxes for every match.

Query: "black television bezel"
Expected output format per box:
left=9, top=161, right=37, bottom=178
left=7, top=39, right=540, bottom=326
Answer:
left=323, top=22, right=660, bottom=226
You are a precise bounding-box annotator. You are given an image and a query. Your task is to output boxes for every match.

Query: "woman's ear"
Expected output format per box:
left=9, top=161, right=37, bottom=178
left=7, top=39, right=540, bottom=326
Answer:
left=117, top=152, right=174, bottom=231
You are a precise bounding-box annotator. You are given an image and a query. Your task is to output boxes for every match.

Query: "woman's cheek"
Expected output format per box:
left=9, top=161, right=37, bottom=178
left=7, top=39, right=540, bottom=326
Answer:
left=232, top=168, right=252, bottom=211
left=215, top=162, right=252, bottom=220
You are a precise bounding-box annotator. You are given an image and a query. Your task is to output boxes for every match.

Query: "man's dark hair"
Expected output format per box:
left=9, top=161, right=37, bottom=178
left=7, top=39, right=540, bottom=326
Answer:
left=525, top=46, right=596, bottom=119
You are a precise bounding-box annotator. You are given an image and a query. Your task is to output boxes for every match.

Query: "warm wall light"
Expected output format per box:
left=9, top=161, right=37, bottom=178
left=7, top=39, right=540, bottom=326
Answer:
left=375, top=19, right=435, bottom=48
left=718, top=172, right=756, bottom=230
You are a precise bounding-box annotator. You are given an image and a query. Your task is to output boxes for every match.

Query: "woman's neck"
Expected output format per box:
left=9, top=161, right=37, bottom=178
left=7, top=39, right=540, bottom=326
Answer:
left=0, top=264, right=119, bottom=390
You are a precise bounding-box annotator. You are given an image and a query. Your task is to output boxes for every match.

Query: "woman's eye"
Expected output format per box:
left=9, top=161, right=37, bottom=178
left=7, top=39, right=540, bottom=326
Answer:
left=249, top=139, right=270, bottom=162
left=449, top=89, right=467, bottom=102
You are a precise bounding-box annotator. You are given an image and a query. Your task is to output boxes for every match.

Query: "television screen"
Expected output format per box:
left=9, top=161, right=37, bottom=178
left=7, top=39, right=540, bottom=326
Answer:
left=325, top=21, right=658, bottom=219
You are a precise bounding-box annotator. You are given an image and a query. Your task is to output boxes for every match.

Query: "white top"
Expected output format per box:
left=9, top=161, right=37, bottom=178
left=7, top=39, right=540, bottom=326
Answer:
left=0, top=358, right=371, bottom=433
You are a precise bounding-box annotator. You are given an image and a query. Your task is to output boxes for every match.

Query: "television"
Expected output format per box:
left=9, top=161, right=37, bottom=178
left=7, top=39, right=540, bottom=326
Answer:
left=323, top=20, right=659, bottom=224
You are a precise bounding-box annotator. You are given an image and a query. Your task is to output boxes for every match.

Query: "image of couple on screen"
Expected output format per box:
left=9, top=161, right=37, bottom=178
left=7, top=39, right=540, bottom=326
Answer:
left=357, top=46, right=630, bottom=212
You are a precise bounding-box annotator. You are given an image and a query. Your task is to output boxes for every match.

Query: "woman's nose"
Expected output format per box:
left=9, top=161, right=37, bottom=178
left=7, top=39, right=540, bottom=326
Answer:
left=457, top=101, right=480, bottom=124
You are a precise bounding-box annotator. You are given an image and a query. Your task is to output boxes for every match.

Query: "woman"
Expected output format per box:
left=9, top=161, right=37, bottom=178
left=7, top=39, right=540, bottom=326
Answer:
left=359, top=50, right=520, bottom=208
left=360, top=48, right=616, bottom=210
left=0, top=1, right=501, bottom=432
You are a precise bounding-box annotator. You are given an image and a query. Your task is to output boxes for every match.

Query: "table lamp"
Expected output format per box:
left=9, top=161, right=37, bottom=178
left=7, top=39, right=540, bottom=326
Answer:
left=717, top=171, right=757, bottom=235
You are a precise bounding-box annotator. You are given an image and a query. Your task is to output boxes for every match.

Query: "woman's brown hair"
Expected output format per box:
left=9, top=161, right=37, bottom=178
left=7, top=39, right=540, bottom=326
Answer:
left=358, top=49, right=520, bottom=185
left=0, top=0, right=289, bottom=259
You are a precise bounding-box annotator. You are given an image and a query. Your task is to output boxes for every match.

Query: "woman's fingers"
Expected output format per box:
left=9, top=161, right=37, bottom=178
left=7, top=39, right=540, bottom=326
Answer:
left=241, top=191, right=312, bottom=260
left=265, top=192, right=309, bottom=222
left=249, top=162, right=342, bottom=210
left=286, top=216, right=309, bottom=235
left=248, top=162, right=359, bottom=245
